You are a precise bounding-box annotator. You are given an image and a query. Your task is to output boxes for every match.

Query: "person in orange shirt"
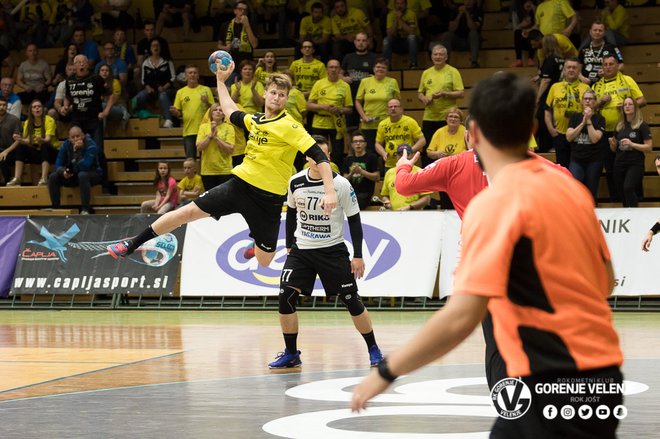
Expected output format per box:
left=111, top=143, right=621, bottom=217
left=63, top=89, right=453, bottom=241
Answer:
left=352, top=72, right=623, bottom=437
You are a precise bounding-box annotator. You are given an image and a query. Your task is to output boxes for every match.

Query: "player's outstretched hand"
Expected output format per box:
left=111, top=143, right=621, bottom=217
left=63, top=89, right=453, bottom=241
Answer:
left=396, top=149, right=420, bottom=169
left=351, top=257, right=365, bottom=279
left=320, top=191, right=337, bottom=215
left=642, top=230, right=654, bottom=252
left=351, top=369, right=391, bottom=413
left=215, top=60, right=235, bottom=83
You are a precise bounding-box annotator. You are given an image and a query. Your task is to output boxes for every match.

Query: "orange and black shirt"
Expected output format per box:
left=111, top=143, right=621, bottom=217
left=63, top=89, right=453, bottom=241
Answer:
left=454, top=158, right=622, bottom=377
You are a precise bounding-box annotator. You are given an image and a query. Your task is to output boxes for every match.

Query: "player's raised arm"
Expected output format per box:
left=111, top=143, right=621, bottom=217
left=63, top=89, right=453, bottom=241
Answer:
left=214, top=59, right=240, bottom=119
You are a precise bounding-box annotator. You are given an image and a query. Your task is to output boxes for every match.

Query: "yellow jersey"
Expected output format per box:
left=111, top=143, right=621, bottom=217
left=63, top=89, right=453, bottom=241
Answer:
left=537, top=33, right=578, bottom=65
left=417, top=64, right=464, bottom=121
left=177, top=174, right=204, bottom=197
left=381, top=166, right=430, bottom=210
left=386, top=9, right=420, bottom=38
left=289, top=58, right=327, bottom=94
left=308, top=77, right=353, bottom=131
left=173, top=85, right=215, bottom=136
left=230, top=80, right=265, bottom=114
left=356, top=76, right=401, bottom=130
left=535, top=0, right=576, bottom=36
left=299, top=15, right=332, bottom=42
left=375, top=115, right=424, bottom=168
left=196, top=121, right=235, bottom=175
left=285, top=87, right=307, bottom=124
left=592, top=72, right=644, bottom=131
left=427, top=125, right=466, bottom=156
left=232, top=111, right=317, bottom=195
left=545, top=80, right=590, bottom=134
left=331, top=8, right=370, bottom=36
left=23, top=115, right=60, bottom=149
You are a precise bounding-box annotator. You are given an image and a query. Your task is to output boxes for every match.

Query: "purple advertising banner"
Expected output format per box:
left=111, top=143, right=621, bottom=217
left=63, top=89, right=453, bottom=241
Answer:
left=0, top=217, right=26, bottom=298
left=11, top=215, right=185, bottom=295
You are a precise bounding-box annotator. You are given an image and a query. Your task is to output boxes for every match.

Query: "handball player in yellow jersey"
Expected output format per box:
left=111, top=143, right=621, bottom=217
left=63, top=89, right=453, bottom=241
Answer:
left=108, top=60, right=338, bottom=268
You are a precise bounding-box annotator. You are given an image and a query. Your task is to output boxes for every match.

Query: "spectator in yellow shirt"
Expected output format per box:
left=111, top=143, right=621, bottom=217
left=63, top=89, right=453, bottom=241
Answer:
left=177, top=159, right=205, bottom=206
left=426, top=107, right=466, bottom=161
left=602, top=0, right=628, bottom=47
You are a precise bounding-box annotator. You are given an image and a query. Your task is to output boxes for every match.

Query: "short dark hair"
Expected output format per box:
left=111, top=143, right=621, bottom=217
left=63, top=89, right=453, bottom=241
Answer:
left=238, top=59, right=255, bottom=71
left=374, top=57, right=389, bottom=68
left=0, top=95, right=7, bottom=104
left=311, top=2, right=324, bottom=11
left=351, top=130, right=366, bottom=140
left=603, top=53, right=618, bottom=63
left=469, top=73, right=535, bottom=149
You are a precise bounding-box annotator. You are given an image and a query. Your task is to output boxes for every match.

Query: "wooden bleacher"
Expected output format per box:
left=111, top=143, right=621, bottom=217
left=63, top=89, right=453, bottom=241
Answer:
left=1, top=3, right=658, bottom=214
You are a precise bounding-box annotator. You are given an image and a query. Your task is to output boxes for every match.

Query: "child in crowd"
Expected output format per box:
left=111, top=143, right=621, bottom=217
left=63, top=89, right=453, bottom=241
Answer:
left=177, top=158, right=204, bottom=206
left=141, top=161, right=177, bottom=213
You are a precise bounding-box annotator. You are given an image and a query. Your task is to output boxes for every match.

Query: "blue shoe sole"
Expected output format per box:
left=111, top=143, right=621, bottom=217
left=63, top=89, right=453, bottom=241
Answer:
left=268, top=362, right=302, bottom=369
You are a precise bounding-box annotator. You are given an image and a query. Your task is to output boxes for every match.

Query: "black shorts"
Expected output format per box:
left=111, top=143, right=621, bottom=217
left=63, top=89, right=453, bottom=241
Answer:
left=280, top=243, right=358, bottom=296
left=194, top=177, right=285, bottom=252
left=491, top=366, right=623, bottom=439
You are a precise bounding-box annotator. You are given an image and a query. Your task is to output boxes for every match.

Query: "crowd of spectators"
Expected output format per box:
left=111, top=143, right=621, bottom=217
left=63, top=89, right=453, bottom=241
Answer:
left=0, top=0, right=655, bottom=213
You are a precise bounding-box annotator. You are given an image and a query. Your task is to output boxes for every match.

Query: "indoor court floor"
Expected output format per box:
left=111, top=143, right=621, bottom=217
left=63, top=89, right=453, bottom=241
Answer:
left=0, top=310, right=658, bottom=438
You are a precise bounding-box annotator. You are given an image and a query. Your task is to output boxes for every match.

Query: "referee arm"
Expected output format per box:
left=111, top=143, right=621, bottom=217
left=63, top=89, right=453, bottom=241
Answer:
left=643, top=221, right=660, bottom=252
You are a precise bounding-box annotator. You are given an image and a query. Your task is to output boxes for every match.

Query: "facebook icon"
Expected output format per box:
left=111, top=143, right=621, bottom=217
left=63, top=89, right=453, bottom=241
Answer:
left=543, top=404, right=558, bottom=420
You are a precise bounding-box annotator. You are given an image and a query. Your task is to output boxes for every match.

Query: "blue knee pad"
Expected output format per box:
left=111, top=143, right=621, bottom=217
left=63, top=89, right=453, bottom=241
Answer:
left=340, top=292, right=365, bottom=316
left=278, top=286, right=299, bottom=315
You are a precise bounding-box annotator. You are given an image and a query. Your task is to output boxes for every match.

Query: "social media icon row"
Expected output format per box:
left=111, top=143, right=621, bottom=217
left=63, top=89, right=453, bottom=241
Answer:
left=543, top=404, right=627, bottom=420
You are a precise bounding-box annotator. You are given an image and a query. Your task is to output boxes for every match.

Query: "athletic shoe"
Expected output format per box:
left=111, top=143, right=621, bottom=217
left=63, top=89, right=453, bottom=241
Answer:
left=163, top=119, right=174, bottom=128
left=369, top=345, right=383, bottom=367
left=243, top=241, right=255, bottom=259
left=526, top=58, right=536, bottom=67
left=107, top=239, right=134, bottom=259
left=510, top=59, right=523, bottom=68
left=5, top=178, right=19, bottom=186
left=268, top=348, right=302, bottom=369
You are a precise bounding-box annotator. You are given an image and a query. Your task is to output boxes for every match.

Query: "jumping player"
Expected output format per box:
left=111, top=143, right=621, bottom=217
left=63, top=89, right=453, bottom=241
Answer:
left=108, top=61, right=338, bottom=267
left=268, top=136, right=383, bottom=369
left=352, top=73, right=623, bottom=438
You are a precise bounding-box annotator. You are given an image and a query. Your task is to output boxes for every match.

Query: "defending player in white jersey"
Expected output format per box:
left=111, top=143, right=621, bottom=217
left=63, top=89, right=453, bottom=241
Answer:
left=268, top=135, right=383, bottom=369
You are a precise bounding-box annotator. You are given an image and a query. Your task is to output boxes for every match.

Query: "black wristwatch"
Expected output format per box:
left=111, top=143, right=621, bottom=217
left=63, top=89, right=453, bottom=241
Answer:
left=377, top=357, right=398, bottom=383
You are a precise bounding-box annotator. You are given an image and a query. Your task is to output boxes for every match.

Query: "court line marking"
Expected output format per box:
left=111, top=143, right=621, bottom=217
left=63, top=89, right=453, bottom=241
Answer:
left=0, top=363, right=488, bottom=403
left=3, top=358, right=651, bottom=404
left=0, top=350, right=186, bottom=396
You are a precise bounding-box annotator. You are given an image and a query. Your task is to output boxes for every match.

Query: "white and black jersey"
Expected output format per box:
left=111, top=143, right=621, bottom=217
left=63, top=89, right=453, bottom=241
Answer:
left=287, top=169, right=359, bottom=250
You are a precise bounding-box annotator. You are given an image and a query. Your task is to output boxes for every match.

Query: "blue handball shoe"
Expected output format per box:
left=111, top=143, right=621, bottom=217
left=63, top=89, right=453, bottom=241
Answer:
left=369, top=345, right=383, bottom=367
left=268, top=348, right=302, bottom=369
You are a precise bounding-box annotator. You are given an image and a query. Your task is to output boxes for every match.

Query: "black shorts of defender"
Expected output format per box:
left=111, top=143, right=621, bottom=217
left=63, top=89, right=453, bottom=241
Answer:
left=280, top=243, right=358, bottom=296
left=491, top=366, right=623, bottom=439
left=193, top=177, right=286, bottom=252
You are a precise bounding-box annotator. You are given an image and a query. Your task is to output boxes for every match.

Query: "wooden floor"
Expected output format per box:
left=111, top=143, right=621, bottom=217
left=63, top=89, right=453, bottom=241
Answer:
left=0, top=310, right=659, bottom=438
